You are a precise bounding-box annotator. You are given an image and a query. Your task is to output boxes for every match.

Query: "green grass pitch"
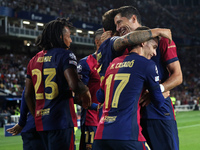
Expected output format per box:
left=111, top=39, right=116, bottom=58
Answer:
left=0, top=111, right=200, bottom=150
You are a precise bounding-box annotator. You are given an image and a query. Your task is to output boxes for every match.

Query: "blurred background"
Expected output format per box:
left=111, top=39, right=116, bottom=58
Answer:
left=0, top=0, right=199, bottom=127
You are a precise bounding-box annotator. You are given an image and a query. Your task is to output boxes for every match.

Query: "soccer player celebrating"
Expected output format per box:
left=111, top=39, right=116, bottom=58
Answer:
left=25, top=18, right=91, bottom=150
left=93, top=26, right=167, bottom=150
left=100, top=6, right=182, bottom=150
left=77, top=28, right=103, bottom=150
left=97, top=8, right=172, bottom=81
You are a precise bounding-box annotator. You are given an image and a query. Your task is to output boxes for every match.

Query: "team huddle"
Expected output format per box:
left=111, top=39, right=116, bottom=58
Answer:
left=7, top=6, right=182, bottom=150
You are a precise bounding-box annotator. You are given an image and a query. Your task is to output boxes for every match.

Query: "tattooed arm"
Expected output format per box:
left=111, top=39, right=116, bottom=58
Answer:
left=113, top=28, right=172, bottom=51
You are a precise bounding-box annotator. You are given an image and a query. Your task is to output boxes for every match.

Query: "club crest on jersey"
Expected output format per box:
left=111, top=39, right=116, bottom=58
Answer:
left=77, top=64, right=82, bottom=73
left=69, top=53, right=77, bottom=60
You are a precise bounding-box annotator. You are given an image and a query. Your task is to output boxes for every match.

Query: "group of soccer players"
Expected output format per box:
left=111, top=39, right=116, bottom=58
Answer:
left=7, top=5, right=182, bottom=150
left=78, top=6, right=182, bottom=150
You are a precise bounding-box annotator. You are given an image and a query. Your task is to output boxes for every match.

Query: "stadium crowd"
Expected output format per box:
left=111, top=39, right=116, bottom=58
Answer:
left=1, top=0, right=199, bottom=42
left=0, top=53, right=28, bottom=96
left=0, top=2, right=199, bottom=149
left=171, top=47, right=200, bottom=105
left=0, top=1, right=199, bottom=128
left=0, top=49, right=199, bottom=106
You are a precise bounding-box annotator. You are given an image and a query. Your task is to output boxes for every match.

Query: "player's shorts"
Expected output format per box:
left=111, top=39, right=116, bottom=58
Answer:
left=38, top=128, right=75, bottom=150
left=80, top=125, right=97, bottom=150
left=93, top=139, right=151, bottom=150
left=21, top=131, right=45, bottom=150
left=141, top=119, right=179, bottom=150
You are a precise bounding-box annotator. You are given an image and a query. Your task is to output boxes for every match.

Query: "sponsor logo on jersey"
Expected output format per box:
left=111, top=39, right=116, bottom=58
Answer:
left=36, top=108, right=50, bottom=116
left=100, top=115, right=117, bottom=123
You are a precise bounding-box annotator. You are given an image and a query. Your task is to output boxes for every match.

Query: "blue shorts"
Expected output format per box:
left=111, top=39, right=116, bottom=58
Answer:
left=21, top=131, right=45, bottom=150
left=38, top=128, right=75, bottom=150
left=141, top=119, right=179, bottom=150
left=93, top=140, right=150, bottom=150
left=80, top=125, right=97, bottom=150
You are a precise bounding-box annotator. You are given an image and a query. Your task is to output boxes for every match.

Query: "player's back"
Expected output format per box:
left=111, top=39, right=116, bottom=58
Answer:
left=97, top=37, right=128, bottom=81
left=28, top=48, right=77, bottom=131
left=95, top=52, right=154, bottom=141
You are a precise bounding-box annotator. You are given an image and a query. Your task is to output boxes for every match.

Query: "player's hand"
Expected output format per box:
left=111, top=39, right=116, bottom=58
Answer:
left=139, top=90, right=151, bottom=107
left=97, top=103, right=103, bottom=111
left=162, top=90, right=170, bottom=98
left=158, top=28, right=172, bottom=44
left=101, top=30, right=112, bottom=44
left=6, top=124, right=23, bottom=136
left=80, top=90, right=92, bottom=109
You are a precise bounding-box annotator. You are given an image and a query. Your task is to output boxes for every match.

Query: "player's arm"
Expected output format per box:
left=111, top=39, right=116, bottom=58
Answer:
left=145, top=62, right=167, bottom=108
left=162, top=61, right=182, bottom=92
left=6, top=124, right=23, bottom=136
left=113, top=28, right=172, bottom=52
left=96, top=88, right=105, bottom=104
left=18, top=89, right=29, bottom=128
left=159, top=39, right=183, bottom=92
left=7, top=89, right=28, bottom=135
left=64, top=68, right=91, bottom=109
left=25, top=78, right=35, bottom=117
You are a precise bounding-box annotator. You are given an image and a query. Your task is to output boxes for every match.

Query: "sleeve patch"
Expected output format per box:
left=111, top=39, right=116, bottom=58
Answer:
left=155, top=76, right=159, bottom=82
left=69, top=60, right=77, bottom=66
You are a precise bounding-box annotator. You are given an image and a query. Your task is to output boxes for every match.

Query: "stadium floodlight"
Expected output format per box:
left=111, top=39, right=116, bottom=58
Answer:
left=37, top=23, right=44, bottom=26
left=23, top=21, right=30, bottom=25
left=76, top=29, right=82, bottom=33
left=88, top=31, right=94, bottom=34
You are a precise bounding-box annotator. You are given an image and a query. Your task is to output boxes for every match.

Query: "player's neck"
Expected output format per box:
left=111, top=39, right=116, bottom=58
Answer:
left=130, top=47, right=142, bottom=56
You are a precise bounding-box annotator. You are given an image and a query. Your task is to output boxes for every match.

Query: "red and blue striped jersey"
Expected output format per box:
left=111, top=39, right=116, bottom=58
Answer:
left=142, top=38, right=178, bottom=120
left=95, top=52, right=165, bottom=141
left=77, top=54, right=100, bottom=126
left=26, top=48, right=77, bottom=131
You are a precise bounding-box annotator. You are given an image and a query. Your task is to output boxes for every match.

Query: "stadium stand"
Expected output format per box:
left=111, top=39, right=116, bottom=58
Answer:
left=0, top=0, right=199, bottom=116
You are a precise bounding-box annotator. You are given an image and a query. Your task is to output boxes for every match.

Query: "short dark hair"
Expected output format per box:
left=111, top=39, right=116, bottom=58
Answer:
left=102, top=9, right=118, bottom=32
left=37, top=18, right=74, bottom=50
left=94, top=28, right=103, bottom=40
left=116, top=6, right=142, bottom=25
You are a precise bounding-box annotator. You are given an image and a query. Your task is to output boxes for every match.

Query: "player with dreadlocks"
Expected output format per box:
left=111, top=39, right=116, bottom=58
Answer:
left=25, top=18, right=91, bottom=150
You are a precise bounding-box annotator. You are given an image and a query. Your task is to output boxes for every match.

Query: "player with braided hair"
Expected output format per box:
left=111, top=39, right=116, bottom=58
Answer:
left=25, top=18, right=91, bottom=150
